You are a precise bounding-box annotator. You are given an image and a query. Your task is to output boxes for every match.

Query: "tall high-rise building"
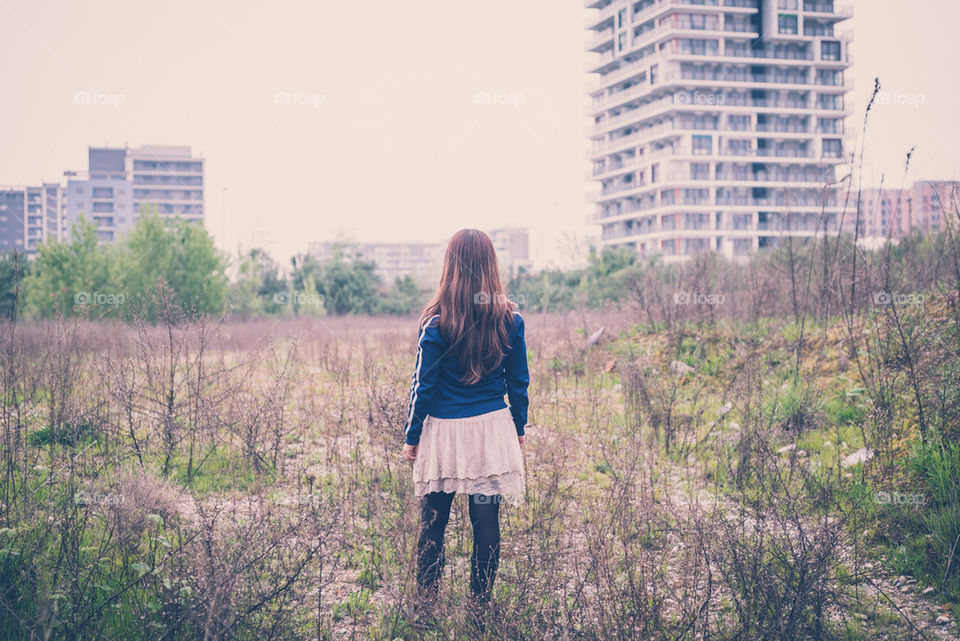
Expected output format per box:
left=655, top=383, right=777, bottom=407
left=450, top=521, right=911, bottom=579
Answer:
left=0, top=182, right=63, bottom=255
left=65, top=145, right=204, bottom=243
left=586, top=0, right=852, bottom=259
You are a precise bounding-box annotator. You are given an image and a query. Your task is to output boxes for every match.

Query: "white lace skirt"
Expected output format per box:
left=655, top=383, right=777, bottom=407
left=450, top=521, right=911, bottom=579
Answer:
left=413, top=407, right=526, bottom=503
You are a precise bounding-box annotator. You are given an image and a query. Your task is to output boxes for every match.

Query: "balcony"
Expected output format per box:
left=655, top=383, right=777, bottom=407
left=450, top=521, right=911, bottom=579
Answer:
left=725, top=48, right=814, bottom=61
left=586, top=27, right=615, bottom=51
left=590, top=54, right=659, bottom=89
left=802, top=2, right=853, bottom=18
left=588, top=156, right=643, bottom=180
left=756, top=148, right=812, bottom=158
left=756, top=123, right=809, bottom=133
left=583, top=1, right=618, bottom=28
left=588, top=123, right=839, bottom=160
left=593, top=95, right=677, bottom=132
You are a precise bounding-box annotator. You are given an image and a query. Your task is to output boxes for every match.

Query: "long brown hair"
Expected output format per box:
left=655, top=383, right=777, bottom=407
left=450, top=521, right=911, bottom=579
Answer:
left=421, top=229, right=515, bottom=384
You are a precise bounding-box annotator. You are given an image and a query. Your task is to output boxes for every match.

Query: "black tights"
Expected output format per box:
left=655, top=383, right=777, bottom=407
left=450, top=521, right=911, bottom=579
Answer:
left=416, top=492, right=500, bottom=603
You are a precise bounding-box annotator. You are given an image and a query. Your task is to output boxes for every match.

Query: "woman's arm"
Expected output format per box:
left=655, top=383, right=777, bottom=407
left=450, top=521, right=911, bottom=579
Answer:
left=504, top=313, right=530, bottom=436
left=403, top=315, right=443, bottom=447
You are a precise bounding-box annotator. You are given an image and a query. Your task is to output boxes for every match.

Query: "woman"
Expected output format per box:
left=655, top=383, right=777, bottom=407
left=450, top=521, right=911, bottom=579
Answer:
left=402, top=228, right=529, bottom=628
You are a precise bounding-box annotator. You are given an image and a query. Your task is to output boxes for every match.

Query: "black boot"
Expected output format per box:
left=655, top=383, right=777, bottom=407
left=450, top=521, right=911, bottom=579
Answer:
left=414, top=492, right=454, bottom=631
left=467, top=556, right=498, bottom=632
left=414, top=542, right=444, bottom=629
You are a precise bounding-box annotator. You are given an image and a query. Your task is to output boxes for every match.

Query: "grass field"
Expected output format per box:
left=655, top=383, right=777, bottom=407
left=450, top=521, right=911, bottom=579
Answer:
left=1, top=303, right=959, bottom=640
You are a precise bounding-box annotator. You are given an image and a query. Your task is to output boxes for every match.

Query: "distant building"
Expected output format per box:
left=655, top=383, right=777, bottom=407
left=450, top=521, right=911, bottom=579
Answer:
left=307, top=226, right=532, bottom=285
left=586, top=0, right=853, bottom=260
left=308, top=241, right=445, bottom=285
left=844, top=181, right=958, bottom=241
left=489, top=226, right=532, bottom=274
left=0, top=182, right=63, bottom=255
left=64, top=145, right=204, bottom=244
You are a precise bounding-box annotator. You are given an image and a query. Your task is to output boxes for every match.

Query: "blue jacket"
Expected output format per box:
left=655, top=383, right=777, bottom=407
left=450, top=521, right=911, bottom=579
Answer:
left=404, top=312, right=529, bottom=446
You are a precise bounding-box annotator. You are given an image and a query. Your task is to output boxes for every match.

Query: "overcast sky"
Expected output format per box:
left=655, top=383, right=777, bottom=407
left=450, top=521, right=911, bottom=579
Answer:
left=1, top=0, right=958, bottom=268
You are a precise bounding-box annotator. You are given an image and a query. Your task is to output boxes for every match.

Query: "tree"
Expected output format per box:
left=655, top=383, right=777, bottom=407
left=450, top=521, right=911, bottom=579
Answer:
left=378, top=275, right=426, bottom=315
left=24, top=217, right=113, bottom=318
left=290, top=247, right=381, bottom=315
left=229, top=248, right=287, bottom=317
left=587, top=246, right=637, bottom=278
left=0, top=250, right=29, bottom=320
left=318, top=251, right=381, bottom=315
left=116, top=209, right=228, bottom=320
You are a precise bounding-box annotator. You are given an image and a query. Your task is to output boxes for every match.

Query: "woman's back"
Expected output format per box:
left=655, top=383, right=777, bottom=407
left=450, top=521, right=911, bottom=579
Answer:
left=404, top=311, right=528, bottom=446
left=402, top=228, right=530, bottom=630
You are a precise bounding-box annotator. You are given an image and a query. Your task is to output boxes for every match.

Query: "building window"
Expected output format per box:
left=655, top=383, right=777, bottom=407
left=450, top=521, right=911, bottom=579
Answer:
left=821, top=40, right=841, bottom=61
left=822, top=139, right=842, bottom=158
left=817, top=94, right=842, bottom=110
left=650, top=64, right=658, bottom=84
left=617, top=32, right=627, bottom=52
left=691, top=163, right=710, bottom=180
left=817, top=117, right=841, bottom=133
left=728, top=115, right=750, bottom=131
left=727, top=139, right=751, bottom=155
left=679, top=38, right=718, bottom=56
left=651, top=163, right=659, bottom=183
left=617, top=8, right=626, bottom=29
left=92, top=187, right=114, bottom=198
left=778, top=14, right=798, bottom=34
left=778, top=0, right=798, bottom=8
left=692, top=135, right=713, bottom=155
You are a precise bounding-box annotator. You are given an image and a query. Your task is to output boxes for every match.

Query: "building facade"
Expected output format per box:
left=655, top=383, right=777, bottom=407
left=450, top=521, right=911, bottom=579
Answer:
left=309, top=241, right=446, bottom=285
left=586, top=0, right=852, bottom=259
left=308, top=226, right=531, bottom=285
left=65, top=145, right=204, bottom=243
left=0, top=182, right=63, bottom=255
left=490, top=226, right=532, bottom=274
left=846, top=181, right=959, bottom=241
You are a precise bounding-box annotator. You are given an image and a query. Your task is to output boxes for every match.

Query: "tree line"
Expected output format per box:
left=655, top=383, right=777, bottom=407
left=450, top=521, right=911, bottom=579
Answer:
left=0, top=212, right=427, bottom=321
left=5, top=209, right=956, bottom=322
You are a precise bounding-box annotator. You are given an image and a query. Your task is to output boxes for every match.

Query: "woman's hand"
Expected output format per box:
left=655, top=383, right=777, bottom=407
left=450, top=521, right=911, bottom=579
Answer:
left=518, top=435, right=525, bottom=448
left=403, top=443, right=418, bottom=461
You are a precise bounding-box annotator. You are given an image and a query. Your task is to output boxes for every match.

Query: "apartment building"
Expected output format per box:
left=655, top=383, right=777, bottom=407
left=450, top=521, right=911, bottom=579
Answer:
left=490, top=226, right=532, bottom=274
left=309, top=241, right=446, bottom=285
left=64, top=145, right=204, bottom=243
left=586, top=0, right=852, bottom=260
left=308, top=226, right=532, bottom=285
left=845, top=181, right=959, bottom=241
left=0, top=182, right=64, bottom=255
